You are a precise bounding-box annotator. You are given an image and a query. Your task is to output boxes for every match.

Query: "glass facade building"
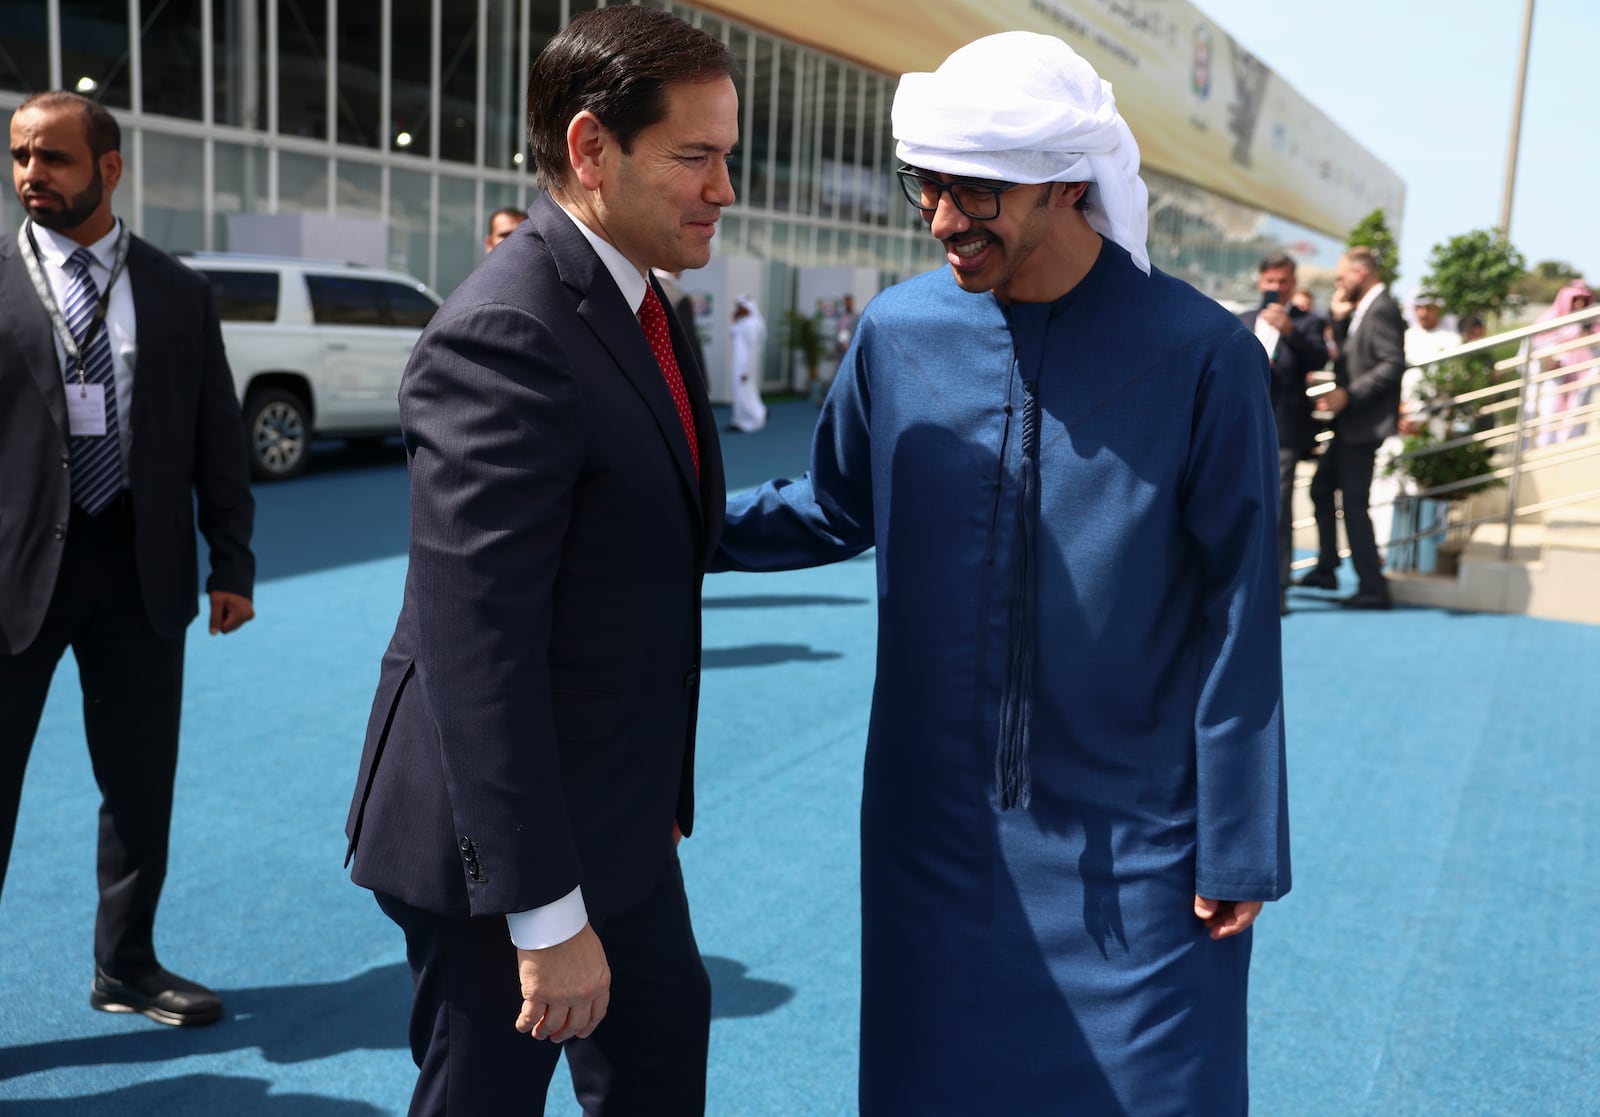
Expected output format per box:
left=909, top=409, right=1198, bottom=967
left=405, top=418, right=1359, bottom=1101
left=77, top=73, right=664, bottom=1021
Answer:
left=2, top=0, right=1354, bottom=371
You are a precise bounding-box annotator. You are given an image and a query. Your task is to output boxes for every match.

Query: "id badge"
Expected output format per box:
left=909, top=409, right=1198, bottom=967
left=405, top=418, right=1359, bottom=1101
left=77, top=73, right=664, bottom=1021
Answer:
left=66, top=382, right=109, bottom=437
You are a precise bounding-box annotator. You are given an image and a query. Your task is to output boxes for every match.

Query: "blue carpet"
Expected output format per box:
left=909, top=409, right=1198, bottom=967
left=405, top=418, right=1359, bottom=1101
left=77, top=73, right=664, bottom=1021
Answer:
left=2, top=401, right=1596, bottom=1115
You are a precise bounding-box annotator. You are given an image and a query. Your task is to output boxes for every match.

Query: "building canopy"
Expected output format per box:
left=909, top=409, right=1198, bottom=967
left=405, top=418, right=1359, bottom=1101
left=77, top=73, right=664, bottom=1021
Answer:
left=697, top=0, right=1404, bottom=241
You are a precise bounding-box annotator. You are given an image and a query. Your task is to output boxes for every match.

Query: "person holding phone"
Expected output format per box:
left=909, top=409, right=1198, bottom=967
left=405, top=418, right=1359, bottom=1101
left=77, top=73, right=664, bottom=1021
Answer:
left=1238, top=253, right=1328, bottom=615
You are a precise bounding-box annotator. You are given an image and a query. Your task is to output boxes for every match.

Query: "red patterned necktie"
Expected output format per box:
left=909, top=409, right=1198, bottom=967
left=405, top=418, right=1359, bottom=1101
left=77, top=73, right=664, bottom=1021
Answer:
left=638, top=285, right=700, bottom=478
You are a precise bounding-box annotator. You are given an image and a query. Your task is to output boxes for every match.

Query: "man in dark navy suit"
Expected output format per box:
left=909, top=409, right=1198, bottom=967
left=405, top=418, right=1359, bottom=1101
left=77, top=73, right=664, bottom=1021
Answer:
left=1238, top=252, right=1328, bottom=615
left=344, top=7, right=735, bottom=1113
left=0, top=92, right=255, bottom=1026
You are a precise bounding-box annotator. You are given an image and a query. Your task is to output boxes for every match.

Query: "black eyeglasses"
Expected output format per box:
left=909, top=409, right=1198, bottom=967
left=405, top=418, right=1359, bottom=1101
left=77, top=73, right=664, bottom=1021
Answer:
left=896, top=166, right=1020, bottom=221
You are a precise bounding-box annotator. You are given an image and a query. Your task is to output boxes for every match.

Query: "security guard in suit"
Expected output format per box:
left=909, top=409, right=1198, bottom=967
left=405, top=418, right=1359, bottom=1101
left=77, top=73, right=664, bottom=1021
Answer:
left=0, top=91, right=256, bottom=1027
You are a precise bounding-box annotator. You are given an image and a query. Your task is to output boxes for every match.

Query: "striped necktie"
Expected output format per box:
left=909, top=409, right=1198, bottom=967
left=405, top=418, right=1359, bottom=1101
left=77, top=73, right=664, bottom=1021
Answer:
left=62, top=247, right=124, bottom=515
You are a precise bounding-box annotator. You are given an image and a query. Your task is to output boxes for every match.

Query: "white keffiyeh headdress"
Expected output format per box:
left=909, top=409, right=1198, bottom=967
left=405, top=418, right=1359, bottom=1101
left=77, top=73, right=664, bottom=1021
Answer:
left=893, top=32, right=1151, bottom=276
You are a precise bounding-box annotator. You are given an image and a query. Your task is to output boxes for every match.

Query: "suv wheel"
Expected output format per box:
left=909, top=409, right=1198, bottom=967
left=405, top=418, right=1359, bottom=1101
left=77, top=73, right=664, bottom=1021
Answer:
left=244, top=388, right=311, bottom=480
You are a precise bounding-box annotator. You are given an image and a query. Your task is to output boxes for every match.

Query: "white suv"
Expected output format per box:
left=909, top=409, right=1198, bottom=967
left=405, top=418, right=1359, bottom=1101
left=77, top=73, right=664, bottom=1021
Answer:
left=180, top=253, right=442, bottom=480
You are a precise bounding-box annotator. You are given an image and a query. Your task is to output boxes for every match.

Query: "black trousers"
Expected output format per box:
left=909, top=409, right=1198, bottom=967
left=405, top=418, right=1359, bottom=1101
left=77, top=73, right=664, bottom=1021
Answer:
left=1277, top=447, right=1299, bottom=589
left=1308, top=437, right=1387, bottom=595
left=0, top=495, right=186, bottom=976
left=378, top=854, right=712, bottom=1116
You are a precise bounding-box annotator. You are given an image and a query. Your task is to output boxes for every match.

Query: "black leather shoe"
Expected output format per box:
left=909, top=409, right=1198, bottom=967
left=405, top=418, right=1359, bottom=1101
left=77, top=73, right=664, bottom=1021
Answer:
left=1338, top=591, right=1393, bottom=611
left=1294, top=569, right=1339, bottom=590
left=91, top=966, right=223, bottom=1027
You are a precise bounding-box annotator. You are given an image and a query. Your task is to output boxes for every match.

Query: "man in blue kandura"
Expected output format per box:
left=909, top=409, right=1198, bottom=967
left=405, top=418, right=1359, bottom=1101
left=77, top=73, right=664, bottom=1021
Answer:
left=714, top=33, right=1291, bottom=1116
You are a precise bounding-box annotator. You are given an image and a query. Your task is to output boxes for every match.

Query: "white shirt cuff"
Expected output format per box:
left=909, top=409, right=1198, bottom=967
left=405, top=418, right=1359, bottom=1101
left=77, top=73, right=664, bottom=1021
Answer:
left=506, top=886, right=587, bottom=950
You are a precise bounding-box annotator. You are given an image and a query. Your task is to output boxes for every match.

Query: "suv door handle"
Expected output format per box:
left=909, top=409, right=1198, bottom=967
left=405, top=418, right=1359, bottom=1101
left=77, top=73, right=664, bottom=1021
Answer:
left=326, top=342, right=350, bottom=351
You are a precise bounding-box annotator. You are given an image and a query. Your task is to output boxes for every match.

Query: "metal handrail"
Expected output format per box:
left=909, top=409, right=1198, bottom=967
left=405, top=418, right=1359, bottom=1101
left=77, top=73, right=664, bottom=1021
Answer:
left=1411, top=302, right=1600, bottom=363
left=1291, top=301, right=1600, bottom=572
left=1448, top=352, right=1600, bottom=407
left=1392, top=301, right=1600, bottom=561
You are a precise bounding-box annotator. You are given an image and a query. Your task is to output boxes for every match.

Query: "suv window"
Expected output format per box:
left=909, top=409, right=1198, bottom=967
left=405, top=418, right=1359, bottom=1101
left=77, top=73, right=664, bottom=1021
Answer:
left=306, top=275, right=391, bottom=326
left=387, top=284, right=439, bottom=328
left=198, top=269, right=279, bottom=322
left=305, top=275, right=438, bottom=328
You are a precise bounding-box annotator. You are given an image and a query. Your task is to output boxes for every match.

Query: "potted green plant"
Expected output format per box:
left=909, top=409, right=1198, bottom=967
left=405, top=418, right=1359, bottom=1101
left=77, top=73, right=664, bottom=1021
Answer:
left=1389, top=229, right=1526, bottom=572
left=784, top=310, right=825, bottom=388
left=1396, top=355, right=1501, bottom=494
left=1390, top=353, right=1505, bottom=574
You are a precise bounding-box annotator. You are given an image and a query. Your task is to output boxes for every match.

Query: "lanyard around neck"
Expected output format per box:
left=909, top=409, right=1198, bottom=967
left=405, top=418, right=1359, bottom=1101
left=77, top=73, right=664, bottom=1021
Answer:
left=20, top=219, right=132, bottom=385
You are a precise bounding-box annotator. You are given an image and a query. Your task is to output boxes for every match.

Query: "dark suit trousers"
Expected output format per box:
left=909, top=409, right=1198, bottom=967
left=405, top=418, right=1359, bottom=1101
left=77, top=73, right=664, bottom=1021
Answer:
left=1278, top=447, right=1300, bottom=589
left=1309, top=437, right=1387, bottom=595
left=0, top=495, right=186, bottom=976
left=378, top=854, right=711, bottom=1116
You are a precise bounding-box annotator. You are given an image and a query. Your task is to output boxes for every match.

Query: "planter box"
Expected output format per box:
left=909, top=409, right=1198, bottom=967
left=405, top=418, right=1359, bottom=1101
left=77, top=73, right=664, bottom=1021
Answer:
left=1388, top=495, right=1452, bottom=574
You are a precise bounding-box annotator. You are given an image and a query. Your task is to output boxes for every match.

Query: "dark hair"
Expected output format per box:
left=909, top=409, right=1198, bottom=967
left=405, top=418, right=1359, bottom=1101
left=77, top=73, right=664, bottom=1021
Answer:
left=1259, top=252, right=1297, bottom=274
left=1343, top=246, right=1380, bottom=274
left=17, top=90, right=121, bottom=158
left=487, top=206, right=526, bottom=231
left=526, top=7, right=738, bottom=193
left=1457, top=313, right=1485, bottom=334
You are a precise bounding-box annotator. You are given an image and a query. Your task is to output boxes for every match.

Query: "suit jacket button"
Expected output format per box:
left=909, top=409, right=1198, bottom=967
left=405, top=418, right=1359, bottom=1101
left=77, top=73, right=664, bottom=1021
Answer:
left=683, top=666, right=699, bottom=688
left=61, top=453, right=71, bottom=468
left=53, top=524, right=67, bottom=540
left=459, top=836, right=473, bottom=852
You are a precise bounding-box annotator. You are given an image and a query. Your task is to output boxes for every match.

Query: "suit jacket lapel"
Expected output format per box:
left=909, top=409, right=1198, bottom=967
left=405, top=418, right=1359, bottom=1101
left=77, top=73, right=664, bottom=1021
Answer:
left=649, top=270, right=726, bottom=566
left=125, top=236, right=177, bottom=454
left=530, top=194, right=704, bottom=519
left=0, top=234, right=71, bottom=440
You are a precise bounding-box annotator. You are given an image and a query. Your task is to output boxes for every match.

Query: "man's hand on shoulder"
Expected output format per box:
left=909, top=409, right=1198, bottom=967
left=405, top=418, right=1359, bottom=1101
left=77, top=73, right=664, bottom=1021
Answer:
left=516, top=923, right=611, bottom=1042
left=208, top=591, right=254, bottom=634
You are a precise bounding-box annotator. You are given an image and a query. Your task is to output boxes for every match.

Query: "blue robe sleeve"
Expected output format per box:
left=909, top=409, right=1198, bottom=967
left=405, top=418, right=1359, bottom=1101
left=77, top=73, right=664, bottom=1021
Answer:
left=713, top=327, right=877, bottom=572
left=1180, top=328, right=1292, bottom=902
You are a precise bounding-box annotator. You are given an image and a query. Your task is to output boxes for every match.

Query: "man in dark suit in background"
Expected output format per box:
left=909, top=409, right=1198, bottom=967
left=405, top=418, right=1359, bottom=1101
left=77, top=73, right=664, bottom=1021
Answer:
left=1239, top=252, right=1328, bottom=615
left=343, top=8, right=735, bottom=1113
left=1297, top=245, right=1405, bottom=609
left=483, top=205, right=526, bottom=253
left=0, top=92, right=256, bottom=1026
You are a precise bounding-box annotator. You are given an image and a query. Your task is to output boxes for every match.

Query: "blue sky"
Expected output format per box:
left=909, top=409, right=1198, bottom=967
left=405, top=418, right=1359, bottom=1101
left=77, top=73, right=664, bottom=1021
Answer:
left=1197, top=0, right=1596, bottom=301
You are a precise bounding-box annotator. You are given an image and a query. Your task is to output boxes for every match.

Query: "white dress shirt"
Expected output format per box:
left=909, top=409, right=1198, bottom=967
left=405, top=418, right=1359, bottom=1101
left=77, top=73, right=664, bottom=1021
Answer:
left=1347, top=281, right=1387, bottom=341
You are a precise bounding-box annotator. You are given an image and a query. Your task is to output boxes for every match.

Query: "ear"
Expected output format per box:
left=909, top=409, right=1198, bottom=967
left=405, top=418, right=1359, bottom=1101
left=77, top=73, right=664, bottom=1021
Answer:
left=1058, top=181, right=1089, bottom=207
left=100, top=150, right=124, bottom=193
left=567, top=111, right=609, bottom=192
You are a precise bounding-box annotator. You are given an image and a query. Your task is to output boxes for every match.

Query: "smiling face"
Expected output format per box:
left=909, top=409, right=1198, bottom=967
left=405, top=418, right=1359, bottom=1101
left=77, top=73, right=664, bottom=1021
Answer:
left=10, top=103, right=122, bottom=244
left=576, top=77, right=738, bottom=276
left=920, top=172, right=1086, bottom=303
